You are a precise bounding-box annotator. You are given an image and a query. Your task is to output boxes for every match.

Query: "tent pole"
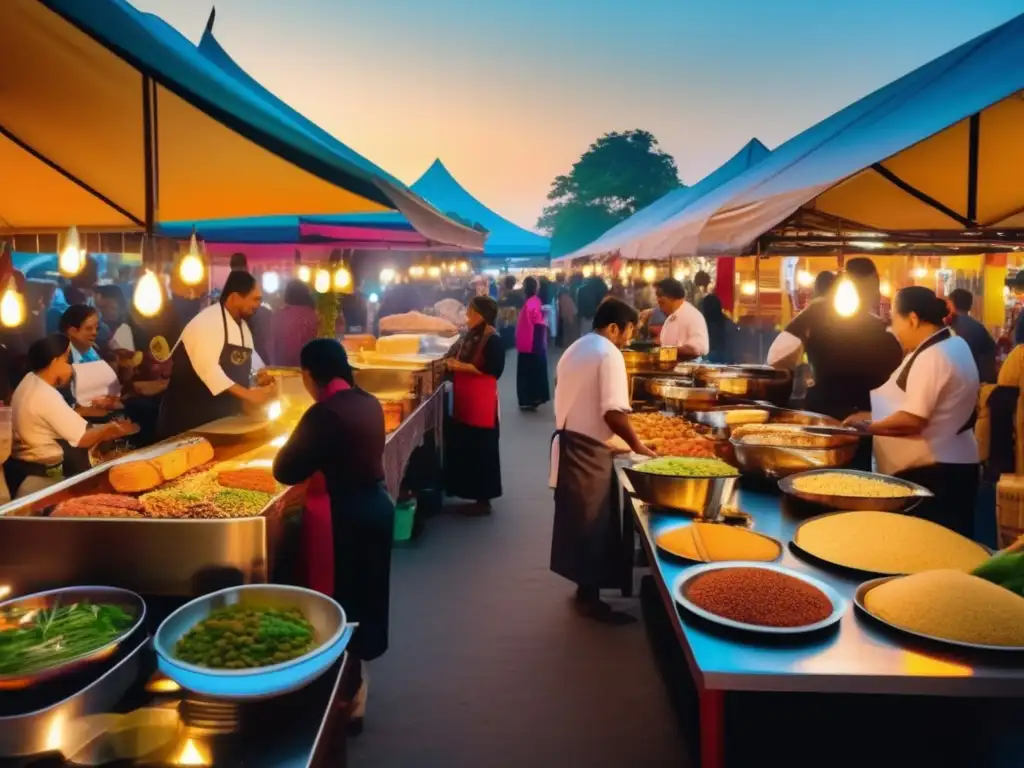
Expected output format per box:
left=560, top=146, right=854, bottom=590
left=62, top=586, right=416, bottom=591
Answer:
left=755, top=240, right=763, bottom=362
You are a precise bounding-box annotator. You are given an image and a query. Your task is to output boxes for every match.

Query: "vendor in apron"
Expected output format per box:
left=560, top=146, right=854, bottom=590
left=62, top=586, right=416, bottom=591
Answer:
left=6, top=334, right=138, bottom=498
left=549, top=298, right=654, bottom=625
left=157, top=271, right=275, bottom=439
left=844, top=287, right=981, bottom=537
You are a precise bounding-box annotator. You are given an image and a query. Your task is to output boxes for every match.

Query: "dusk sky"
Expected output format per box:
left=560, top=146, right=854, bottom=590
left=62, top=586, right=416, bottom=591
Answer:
left=134, top=0, right=1022, bottom=232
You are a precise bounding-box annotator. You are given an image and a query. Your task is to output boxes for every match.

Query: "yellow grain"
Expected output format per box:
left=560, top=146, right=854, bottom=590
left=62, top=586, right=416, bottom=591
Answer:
left=792, top=472, right=914, bottom=498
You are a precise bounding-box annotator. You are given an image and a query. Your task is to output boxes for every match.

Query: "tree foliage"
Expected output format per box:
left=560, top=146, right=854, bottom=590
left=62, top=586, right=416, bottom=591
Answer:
left=538, top=130, right=681, bottom=257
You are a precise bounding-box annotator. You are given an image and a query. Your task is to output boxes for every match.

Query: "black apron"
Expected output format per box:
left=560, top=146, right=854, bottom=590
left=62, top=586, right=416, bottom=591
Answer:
left=890, top=327, right=979, bottom=537
left=549, top=428, right=622, bottom=589
left=156, top=306, right=253, bottom=439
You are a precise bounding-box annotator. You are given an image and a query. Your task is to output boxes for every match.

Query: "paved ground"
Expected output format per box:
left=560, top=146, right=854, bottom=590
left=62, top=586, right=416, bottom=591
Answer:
left=349, top=351, right=688, bottom=768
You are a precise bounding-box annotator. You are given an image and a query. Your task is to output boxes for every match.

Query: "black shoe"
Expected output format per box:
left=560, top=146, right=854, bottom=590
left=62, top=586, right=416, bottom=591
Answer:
left=573, top=595, right=637, bottom=626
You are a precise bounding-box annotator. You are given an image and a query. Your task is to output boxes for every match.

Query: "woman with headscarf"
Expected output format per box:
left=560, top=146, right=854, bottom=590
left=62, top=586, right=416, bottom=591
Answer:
left=273, top=339, right=393, bottom=735
left=445, top=296, right=505, bottom=513
left=515, top=276, right=550, bottom=410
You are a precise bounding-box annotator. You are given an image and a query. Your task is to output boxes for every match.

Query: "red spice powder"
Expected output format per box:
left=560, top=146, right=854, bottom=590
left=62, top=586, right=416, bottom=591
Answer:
left=686, top=567, right=833, bottom=627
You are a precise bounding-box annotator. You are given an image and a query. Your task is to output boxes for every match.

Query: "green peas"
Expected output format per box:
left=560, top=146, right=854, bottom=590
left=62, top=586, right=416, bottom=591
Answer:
left=173, top=603, right=317, bottom=670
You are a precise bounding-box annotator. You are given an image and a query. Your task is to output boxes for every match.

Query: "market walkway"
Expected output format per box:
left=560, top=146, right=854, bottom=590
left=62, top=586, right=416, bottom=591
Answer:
left=348, top=351, right=689, bottom=768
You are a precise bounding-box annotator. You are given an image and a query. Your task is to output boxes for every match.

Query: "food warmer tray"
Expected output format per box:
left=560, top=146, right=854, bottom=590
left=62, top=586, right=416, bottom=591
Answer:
left=0, top=438, right=303, bottom=598
left=673, top=561, right=848, bottom=636
left=854, top=577, right=1024, bottom=653
left=779, top=468, right=933, bottom=512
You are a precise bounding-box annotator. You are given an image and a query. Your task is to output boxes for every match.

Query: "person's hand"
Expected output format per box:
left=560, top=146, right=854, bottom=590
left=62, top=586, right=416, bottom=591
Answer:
left=634, top=443, right=657, bottom=459
left=91, top=395, right=122, bottom=411
left=246, top=384, right=276, bottom=406
left=842, top=412, right=872, bottom=431
left=446, top=359, right=468, bottom=372
left=108, top=418, right=140, bottom=437
left=639, top=308, right=653, bottom=325
left=255, top=369, right=273, bottom=387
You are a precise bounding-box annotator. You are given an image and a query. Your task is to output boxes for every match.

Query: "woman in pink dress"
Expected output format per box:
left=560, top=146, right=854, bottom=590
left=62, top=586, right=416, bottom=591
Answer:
left=269, top=280, right=319, bottom=367
left=515, top=276, right=550, bottom=410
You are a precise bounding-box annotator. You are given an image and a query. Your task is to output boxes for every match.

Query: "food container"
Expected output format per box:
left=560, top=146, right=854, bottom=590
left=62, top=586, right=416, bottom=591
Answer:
left=380, top=399, right=406, bottom=433
left=622, top=465, right=737, bottom=519
left=154, top=584, right=350, bottom=701
left=641, top=376, right=696, bottom=399
left=779, top=469, right=933, bottom=511
left=341, top=334, right=376, bottom=355
left=622, top=347, right=678, bottom=372
left=0, top=586, right=146, bottom=689
left=694, top=365, right=794, bottom=407
left=659, top=385, right=720, bottom=412
left=730, top=433, right=859, bottom=478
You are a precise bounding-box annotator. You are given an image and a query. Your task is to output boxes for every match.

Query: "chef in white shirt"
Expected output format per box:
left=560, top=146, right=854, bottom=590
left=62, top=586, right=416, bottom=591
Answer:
left=844, top=286, right=980, bottom=536
left=6, top=334, right=138, bottom=497
left=156, top=271, right=275, bottom=439
left=653, top=278, right=709, bottom=359
left=549, top=298, right=654, bottom=625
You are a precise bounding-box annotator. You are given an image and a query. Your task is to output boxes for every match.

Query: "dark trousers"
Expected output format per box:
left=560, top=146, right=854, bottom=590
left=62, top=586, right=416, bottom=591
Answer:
left=896, top=462, right=981, bottom=539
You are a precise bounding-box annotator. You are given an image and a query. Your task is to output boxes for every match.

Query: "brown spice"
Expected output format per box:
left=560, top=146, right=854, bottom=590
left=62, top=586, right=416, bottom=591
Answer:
left=685, top=567, right=833, bottom=628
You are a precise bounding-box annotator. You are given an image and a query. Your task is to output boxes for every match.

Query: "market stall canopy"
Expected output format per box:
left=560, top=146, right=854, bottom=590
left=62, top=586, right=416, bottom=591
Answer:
left=554, top=138, right=769, bottom=264
left=0, top=0, right=479, bottom=243
left=631, top=11, right=1024, bottom=259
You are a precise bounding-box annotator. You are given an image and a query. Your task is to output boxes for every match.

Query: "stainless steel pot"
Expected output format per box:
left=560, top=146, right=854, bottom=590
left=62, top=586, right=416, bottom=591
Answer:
left=623, top=466, right=737, bottom=519
left=694, top=365, right=794, bottom=407
left=729, top=436, right=859, bottom=478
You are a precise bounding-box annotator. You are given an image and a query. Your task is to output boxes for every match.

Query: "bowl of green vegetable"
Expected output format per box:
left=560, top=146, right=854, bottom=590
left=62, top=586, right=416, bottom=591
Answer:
left=153, top=584, right=349, bottom=701
left=0, top=586, right=145, bottom=689
left=623, top=457, right=739, bottom=519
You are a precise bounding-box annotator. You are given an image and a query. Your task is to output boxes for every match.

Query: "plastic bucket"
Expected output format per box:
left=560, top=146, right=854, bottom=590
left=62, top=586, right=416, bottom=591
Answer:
left=393, top=499, right=416, bottom=542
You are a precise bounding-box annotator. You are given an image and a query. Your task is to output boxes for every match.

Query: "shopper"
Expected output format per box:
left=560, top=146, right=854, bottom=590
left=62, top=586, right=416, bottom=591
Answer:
left=515, top=276, right=550, bottom=410
left=270, top=280, right=319, bottom=368
left=947, top=288, right=997, bottom=383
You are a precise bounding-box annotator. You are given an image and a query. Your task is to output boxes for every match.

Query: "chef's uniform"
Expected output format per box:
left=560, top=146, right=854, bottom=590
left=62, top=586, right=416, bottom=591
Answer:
left=549, top=333, right=631, bottom=592
left=156, top=303, right=263, bottom=439
left=658, top=301, right=709, bottom=357
left=871, top=327, right=980, bottom=536
left=5, top=373, right=90, bottom=497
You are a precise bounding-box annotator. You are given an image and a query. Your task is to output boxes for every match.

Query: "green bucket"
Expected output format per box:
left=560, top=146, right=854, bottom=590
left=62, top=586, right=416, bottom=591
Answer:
left=393, top=498, right=416, bottom=542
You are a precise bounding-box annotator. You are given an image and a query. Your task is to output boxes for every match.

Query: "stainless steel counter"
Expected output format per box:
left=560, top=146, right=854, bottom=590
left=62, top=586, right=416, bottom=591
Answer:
left=618, top=466, right=1024, bottom=698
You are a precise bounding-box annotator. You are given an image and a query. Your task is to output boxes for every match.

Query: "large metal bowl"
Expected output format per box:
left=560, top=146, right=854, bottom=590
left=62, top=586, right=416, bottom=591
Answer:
left=622, top=465, right=738, bottom=519
left=779, top=468, right=933, bottom=511
left=694, top=365, right=794, bottom=407
left=660, top=385, right=721, bottom=412
left=640, top=376, right=695, bottom=399
left=154, top=584, right=349, bottom=701
left=730, top=436, right=859, bottom=478
left=0, top=586, right=146, bottom=690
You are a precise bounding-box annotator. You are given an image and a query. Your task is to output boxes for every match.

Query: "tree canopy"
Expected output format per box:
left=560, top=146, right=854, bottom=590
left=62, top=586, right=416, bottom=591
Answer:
left=537, top=130, right=681, bottom=257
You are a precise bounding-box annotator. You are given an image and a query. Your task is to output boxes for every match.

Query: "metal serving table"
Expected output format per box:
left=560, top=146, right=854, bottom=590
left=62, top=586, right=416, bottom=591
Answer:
left=617, top=466, right=1024, bottom=768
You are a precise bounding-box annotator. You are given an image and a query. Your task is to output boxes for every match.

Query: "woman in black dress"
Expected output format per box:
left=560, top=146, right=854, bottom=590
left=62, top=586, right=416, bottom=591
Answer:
left=445, top=296, right=505, bottom=513
left=273, top=339, right=394, bottom=735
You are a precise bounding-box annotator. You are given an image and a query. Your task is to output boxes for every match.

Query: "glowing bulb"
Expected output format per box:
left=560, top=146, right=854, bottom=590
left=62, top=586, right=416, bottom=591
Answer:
left=369, top=292, right=379, bottom=304
left=380, top=268, right=396, bottom=284
left=833, top=277, right=860, bottom=317
left=911, top=266, right=928, bottom=280
left=879, top=280, right=892, bottom=298
left=133, top=270, right=164, bottom=318
left=796, top=269, right=814, bottom=288
left=313, top=268, right=331, bottom=293
left=740, top=280, right=757, bottom=297
left=175, top=738, right=209, bottom=766
left=458, top=261, right=470, bottom=273
left=333, top=266, right=352, bottom=291
left=0, top=280, right=25, bottom=328
left=59, top=225, right=85, bottom=277
left=409, top=265, right=425, bottom=278
left=427, top=265, right=442, bottom=279
left=582, top=265, right=594, bottom=278
left=297, top=265, right=311, bottom=283
left=673, top=269, right=685, bottom=281
left=178, top=233, right=206, bottom=286
left=641, top=265, right=657, bottom=283
left=262, top=271, right=280, bottom=293
left=267, top=400, right=282, bottom=421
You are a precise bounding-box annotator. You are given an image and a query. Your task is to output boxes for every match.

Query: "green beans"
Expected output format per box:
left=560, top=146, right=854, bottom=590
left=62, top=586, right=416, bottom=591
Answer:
left=173, top=604, right=317, bottom=669
left=634, top=457, right=739, bottom=477
left=0, top=602, right=136, bottom=675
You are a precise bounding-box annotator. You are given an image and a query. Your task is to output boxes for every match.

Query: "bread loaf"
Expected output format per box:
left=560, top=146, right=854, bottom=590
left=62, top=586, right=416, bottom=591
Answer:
left=108, top=438, right=215, bottom=493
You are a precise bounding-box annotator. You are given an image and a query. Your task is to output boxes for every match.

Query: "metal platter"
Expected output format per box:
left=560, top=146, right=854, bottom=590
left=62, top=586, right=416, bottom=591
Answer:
left=622, top=465, right=738, bottom=520
left=654, top=522, right=783, bottom=564
left=854, top=577, right=1024, bottom=653
left=672, top=561, right=848, bottom=636
left=779, top=468, right=933, bottom=511
left=0, top=586, right=147, bottom=689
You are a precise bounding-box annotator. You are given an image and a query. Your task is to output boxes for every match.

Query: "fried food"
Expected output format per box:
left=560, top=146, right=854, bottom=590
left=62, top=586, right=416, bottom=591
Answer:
left=629, top=413, right=717, bottom=457
left=52, top=494, right=146, bottom=518
left=217, top=468, right=278, bottom=494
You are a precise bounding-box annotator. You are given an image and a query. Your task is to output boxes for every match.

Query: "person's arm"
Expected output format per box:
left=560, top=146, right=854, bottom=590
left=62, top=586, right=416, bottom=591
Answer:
left=43, top=396, right=137, bottom=449
left=529, top=299, right=547, bottom=326
left=851, top=352, right=945, bottom=437
left=604, top=411, right=655, bottom=457
left=766, top=330, right=804, bottom=369
left=272, top=408, right=326, bottom=486
left=679, top=311, right=710, bottom=358
left=185, top=317, right=273, bottom=405
left=77, top=419, right=139, bottom=449
left=598, top=351, right=655, bottom=457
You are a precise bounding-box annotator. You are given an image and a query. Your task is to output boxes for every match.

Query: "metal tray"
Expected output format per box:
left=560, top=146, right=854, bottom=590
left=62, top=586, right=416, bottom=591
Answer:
left=673, top=561, right=848, bottom=636
left=654, top=522, right=783, bottom=564
left=854, top=577, right=1024, bottom=653
left=779, top=468, right=933, bottom=511
left=0, top=586, right=146, bottom=689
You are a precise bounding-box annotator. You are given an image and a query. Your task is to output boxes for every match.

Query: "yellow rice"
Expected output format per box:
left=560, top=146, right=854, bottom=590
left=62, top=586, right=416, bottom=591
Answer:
left=864, top=569, right=1024, bottom=647
left=791, top=472, right=914, bottom=498
left=656, top=522, right=780, bottom=562
left=796, top=511, right=989, bottom=574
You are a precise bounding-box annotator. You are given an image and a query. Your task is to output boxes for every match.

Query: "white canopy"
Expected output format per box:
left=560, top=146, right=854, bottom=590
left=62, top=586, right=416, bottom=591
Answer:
left=632, top=12, right=1024, bottom=259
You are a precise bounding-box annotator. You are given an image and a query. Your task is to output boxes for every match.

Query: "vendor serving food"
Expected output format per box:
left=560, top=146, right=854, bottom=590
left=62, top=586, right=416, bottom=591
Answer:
left=843, top=287, right=981, bottom=536
left=649, top=278, right=709, bottom=359
left=156, top=271, right=275, bottom=438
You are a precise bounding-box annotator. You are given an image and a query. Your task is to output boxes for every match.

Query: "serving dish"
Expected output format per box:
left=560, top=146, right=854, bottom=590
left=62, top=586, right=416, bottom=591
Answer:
left=622, top=347, right=678, bottom=372
left=854, top=577, right=1024, bottom=652
left=694, top=365, right=794, bottom=407
left=659, top=385, right=720, bottom=412
left=673, top=561, right=848, bottom=635
left=622, top=465, right=737, bottom=519
left=779, top=468, right=933, bottom=511
left=655, top=522, right=783, bottom=563
left=154, top=584, right=350, bottom=701
left=0, top=586, right=146, bottom=690
left=730, top=428, right=859, bottom=478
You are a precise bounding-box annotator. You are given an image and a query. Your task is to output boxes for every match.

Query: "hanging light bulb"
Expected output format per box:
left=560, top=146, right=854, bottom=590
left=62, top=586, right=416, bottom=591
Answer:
left=178, top=233, right=206, bottom=287
left=262, top=271, right=281, bottom=294
left=380, top=268, right=396, bottom=284
left=740, top=280, right=757, bottom=297
left=133, top=270, right=164, bottom=318
left=458, top=261, right=470, bottom=273
left=911, top=266, right=929, bottom=280
left=673, top=268, right=686, bottom=281
left=641, top=265, right=657, bottom=283
left=409, top=265, right=425, bottom=279
left=297, top=265, right=312, bottom=283
left=833, top=277, right=860, bottom=318
left=427, top=265, right=442, bottom=279
left=582, top=265, right=594, bottom=278
left=313, top=268, right=331, bottom=293
left=0, top=279, right=25, bottom=328
left=333, top=265, right=352, bottom=291
left=879, top=279, right=893, bottom=298
left=59, top=225, right=85, bottom=277
left=796, top=269, right=814, bottom=288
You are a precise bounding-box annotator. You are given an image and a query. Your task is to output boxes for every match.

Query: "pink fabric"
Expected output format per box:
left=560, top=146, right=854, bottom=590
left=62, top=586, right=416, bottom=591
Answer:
left=515, top=296, right=546, bottom=353
left=301, top=378, right=352, bottom=596
left=270, top=305, right=318, bottom=368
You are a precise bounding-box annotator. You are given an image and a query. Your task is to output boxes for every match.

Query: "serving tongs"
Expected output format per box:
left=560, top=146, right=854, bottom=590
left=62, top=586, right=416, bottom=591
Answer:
left=798, top=425, right=869, bottom=439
